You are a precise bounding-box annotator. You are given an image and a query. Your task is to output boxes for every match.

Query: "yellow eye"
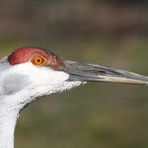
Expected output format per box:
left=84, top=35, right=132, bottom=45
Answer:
left=32, top=56, right=46, bottom=66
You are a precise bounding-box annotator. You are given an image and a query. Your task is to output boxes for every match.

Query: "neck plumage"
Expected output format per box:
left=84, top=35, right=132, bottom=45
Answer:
left=0, top=99, right=21, bottom=148
left=0, top=117, right=17, bottom=148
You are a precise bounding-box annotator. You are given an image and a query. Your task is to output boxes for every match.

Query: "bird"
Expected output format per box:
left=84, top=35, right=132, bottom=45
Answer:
left=0, top=46, right=147, bottom=148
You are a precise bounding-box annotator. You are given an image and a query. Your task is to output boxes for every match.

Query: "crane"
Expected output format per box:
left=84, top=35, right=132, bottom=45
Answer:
left=0, top=47, right=147, bottom=148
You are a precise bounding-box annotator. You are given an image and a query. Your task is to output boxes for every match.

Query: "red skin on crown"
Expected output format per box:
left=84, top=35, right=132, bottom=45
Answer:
left=8, top=47, right=64, bottom=69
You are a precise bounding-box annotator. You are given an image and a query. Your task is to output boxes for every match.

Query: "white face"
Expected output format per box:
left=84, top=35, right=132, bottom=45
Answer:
left=0, top=58, right=82, bottom=110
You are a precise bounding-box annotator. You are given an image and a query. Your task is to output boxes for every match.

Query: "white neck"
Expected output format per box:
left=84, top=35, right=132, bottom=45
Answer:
left=0, top=99, right=20, bottom=148
left=0, top=117, right=17, bottom=148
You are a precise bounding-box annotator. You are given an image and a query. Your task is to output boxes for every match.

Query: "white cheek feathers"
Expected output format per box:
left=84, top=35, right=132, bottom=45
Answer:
left=10, top=62, right=69, bottom=83
left=7, top=62, right=82, bottom=99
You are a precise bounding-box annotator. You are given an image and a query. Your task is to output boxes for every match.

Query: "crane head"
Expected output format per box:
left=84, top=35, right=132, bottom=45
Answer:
left=0, top=47, right=147, bottom=148
left=0, top=47, right=147, bottom=110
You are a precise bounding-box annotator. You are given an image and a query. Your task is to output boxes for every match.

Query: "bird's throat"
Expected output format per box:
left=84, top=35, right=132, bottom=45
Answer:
left=0, top=116, right=17, bottom=148
left=0, top=101, right=20, bottom=148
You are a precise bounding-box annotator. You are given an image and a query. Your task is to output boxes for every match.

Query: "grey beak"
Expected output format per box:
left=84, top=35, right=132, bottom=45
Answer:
left=61, top=60, right=148, bottom=85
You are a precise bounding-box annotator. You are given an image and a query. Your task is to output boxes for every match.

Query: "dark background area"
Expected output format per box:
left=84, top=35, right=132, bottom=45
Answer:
left=0, top=0, right=148, bottom=148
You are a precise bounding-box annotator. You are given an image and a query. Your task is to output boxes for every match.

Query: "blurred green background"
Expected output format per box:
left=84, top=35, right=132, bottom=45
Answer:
left=0, top=0, right=148, bottom=148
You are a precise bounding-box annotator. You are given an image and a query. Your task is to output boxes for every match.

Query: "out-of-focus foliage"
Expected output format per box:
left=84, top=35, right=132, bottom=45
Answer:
left=0, top=0, right=148, bottom=148
left=0, top=0, right=148, bottom=40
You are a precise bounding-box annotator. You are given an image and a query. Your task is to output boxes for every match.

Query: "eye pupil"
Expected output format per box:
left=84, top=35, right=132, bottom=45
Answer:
left=32, top=56, right=46, bottom=66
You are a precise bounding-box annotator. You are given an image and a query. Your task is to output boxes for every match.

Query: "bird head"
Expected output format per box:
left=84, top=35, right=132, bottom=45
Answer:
left=0, top=47, right=147, bottom=111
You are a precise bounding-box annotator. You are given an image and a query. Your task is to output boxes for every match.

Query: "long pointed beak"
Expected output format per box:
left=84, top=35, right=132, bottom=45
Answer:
left=61, top=60, right=148, bottom=85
